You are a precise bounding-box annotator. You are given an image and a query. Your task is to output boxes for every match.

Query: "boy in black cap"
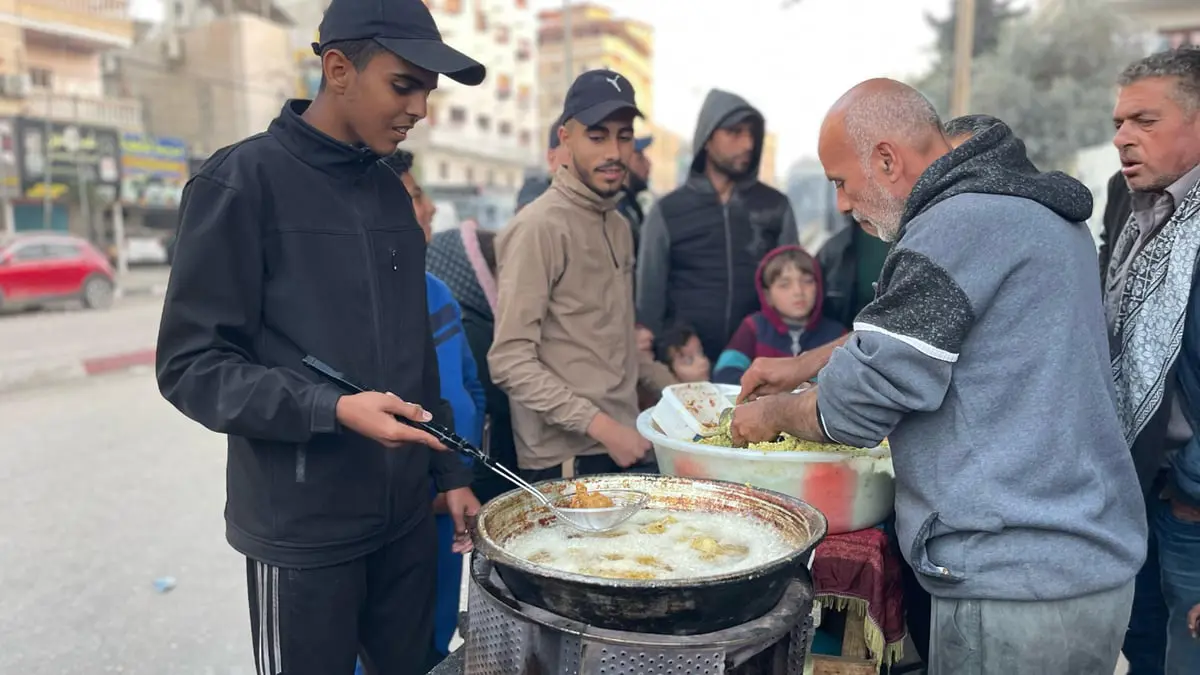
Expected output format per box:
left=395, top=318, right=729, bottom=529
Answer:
left=155, top=0, right=484, bottom=672
left=490, top=70, right=677, bottom=481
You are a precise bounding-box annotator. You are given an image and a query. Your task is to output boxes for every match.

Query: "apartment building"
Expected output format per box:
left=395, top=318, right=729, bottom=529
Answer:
left=0, top=0, right=141, bottom=233
left=410, top=0, right=541, bottom=193
left=537, top=3, right=687, bottom=194
left=282, top=0, right=540, bottom=199
left=113, top=0, right=296, bottom=158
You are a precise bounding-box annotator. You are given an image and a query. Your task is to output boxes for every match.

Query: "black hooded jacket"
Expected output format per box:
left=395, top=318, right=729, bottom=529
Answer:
left=156, top=100, right=470, bottom=568
left=636, top=89, right=799, bottom=362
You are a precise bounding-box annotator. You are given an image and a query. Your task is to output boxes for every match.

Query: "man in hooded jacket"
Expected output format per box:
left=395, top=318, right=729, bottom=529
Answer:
left=731, top=78, right=1145, bottom=675
left=636, top=89, right=799, bottom=363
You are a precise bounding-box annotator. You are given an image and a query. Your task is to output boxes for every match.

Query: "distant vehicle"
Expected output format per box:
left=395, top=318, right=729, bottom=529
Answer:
left=426, top=184, right=517, bottom=231
left=123, top=235, right=170, bottom=266
left=0, top=232, right=116, bottom=311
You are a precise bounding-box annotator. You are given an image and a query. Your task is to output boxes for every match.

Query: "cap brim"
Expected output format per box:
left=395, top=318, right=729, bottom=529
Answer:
left=572, top=100, right=643, bottom=127
left=375, top=37, right=487, bottom=86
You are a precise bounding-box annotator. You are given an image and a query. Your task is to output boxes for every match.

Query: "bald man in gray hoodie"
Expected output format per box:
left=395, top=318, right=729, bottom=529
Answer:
left=732, top=79, right=1146, bottom=675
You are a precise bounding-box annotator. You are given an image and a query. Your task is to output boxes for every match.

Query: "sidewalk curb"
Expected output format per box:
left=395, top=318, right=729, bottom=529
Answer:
left=0, top=348, right=156, bottom=395
left=115, top=284, right=168, bottom=300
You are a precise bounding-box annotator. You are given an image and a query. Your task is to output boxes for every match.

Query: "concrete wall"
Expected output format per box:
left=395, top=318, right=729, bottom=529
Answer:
left=121, top=13, right=293, bottom=155
left=0, top=0, right=24, bottom=119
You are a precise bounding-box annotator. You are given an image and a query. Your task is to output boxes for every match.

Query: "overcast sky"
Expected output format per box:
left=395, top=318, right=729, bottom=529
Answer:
left=130, top=0, right=1014, bottom=172
left=531, top=0, right=977, bottom=171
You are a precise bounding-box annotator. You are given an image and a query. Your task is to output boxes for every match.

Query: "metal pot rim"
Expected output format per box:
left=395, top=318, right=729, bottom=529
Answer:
left=472, top=474, right=828, bottom=589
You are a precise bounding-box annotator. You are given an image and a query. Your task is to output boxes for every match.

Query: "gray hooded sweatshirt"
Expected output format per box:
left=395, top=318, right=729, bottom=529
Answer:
left=636, top=89, right=798, bottom=362
left=817, top=123, right=1147, bottom=601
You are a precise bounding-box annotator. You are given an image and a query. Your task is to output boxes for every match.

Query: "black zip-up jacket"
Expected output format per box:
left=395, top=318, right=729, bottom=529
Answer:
left=636, top=89, right=798, bottom=362
left=156, top=100, right=471, bottom=568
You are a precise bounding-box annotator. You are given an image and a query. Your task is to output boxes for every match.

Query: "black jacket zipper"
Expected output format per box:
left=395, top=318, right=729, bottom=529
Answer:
left=722, top=203, right=733, bottom=340
left=353, top=178, right=393, bottom=526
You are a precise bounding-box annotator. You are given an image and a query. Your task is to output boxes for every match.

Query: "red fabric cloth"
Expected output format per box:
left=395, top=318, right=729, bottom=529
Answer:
left=810, top=527, right=907, bottom=652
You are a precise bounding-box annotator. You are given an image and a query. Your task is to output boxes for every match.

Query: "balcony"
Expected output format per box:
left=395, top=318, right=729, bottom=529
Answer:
left=22, top=90, right=143, bottom=133
left=14, top=0, right=135, bottom=50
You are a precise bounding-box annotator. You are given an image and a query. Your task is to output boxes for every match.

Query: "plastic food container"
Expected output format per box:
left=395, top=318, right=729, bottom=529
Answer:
left=638, top=385, right=895, bottom=535
left=651, top=382, right=731, bottom=441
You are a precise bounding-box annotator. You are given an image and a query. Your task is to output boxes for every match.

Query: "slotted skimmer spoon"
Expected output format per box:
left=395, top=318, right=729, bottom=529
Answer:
left=302, top=356, right=649, bottom=533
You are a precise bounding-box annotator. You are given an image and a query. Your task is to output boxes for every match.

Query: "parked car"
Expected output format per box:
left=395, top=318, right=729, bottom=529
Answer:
left=123, top=235, right=170, bottom=266
left=0, top=233, right=116, bottom=311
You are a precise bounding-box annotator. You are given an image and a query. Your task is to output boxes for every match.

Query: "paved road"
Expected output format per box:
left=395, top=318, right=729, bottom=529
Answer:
left=0, top=371, right=254, bottom=675
left=0, top=296, right=162, bottom=377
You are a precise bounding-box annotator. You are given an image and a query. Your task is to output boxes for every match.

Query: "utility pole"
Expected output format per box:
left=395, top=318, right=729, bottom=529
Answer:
left=42, top=96, right=52, bottom=230
left=561, top=0, right=572, bottom=90
left=950, top=0, right=977, bottom=117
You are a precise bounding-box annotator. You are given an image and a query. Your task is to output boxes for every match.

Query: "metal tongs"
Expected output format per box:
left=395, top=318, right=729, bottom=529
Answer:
left=302, top=356, right=648, bottom=533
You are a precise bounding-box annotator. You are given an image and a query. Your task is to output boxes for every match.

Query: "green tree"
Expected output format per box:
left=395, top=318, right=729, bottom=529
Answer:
left=912, top=0, right=1141, bottom=169
left=926, top=0, right=1026, bottom=59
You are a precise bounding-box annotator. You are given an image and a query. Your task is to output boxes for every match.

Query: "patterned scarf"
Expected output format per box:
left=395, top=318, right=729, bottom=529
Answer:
left=1110, top=178, right=1200, bottom=445
left=426, top=220, right=496, bottom=319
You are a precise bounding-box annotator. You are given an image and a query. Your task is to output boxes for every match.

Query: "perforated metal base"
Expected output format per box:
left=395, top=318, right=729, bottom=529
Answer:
left=464, top=556, right=815, bottom=675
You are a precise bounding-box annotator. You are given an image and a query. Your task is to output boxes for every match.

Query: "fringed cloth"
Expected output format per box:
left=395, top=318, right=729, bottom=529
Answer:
left=811, top=527, right=907, bottom=669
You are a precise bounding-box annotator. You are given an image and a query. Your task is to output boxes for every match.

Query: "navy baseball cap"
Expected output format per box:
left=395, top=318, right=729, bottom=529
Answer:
left=634, top=136, right=653, bottom=153
left=314, top=0, right=486, bottom=86
left=561, top=69, right=642, bottom=127
left=548, top=116, right=563, bottom=150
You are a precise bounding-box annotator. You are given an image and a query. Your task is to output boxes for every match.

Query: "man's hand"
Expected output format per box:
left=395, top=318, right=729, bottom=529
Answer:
left=730, top=390, right=830, bottom=447
left=730, top=395, right=789, bottom=447
left=1170, top=497, right=1200, bottom=523
left=738, top=358, right=812, bottom=403
left=588, top=413, right=651, bottom=468
left=1188, top=603, right=1200, bottom=639
left=738, top=336, right=848, bottom=403
left=445, top=487, right=481, bottom=554
left=335, top=392, right=448, bottom=450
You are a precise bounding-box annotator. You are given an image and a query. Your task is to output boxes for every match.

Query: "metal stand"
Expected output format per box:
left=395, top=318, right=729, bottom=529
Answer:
left=464, top=556, right=816, bottom=675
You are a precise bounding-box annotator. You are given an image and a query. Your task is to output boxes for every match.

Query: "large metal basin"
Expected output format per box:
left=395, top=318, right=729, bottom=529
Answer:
left=471, top=473, right=826, bottom=635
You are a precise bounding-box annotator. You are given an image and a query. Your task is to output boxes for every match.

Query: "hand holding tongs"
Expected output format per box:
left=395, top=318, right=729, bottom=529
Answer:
left=301, top=356, right=647, bottom=532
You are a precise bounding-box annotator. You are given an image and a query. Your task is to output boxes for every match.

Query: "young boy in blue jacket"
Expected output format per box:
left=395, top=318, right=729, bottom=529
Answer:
left=387, top=152, right=486, bottom=669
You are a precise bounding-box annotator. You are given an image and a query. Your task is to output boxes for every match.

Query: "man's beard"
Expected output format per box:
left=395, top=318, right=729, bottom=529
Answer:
left=573, top=156, right=623, bottom=198
left=711, top=153, right=754, bottom=181
left=853, top=178, right=906, bottom=243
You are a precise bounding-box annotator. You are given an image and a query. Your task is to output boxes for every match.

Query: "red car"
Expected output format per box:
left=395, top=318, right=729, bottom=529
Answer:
left=0, top=233, right=116, bottom=311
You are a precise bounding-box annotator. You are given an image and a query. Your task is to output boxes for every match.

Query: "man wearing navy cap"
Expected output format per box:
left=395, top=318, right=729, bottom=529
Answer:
left=155, top=0, right=484, bottom=672
left=490, top=70, right=677, bottom=482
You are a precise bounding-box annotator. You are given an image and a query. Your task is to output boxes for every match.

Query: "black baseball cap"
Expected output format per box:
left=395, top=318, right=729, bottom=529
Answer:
left=561, top=69, right=643, bottom=127
left=313, top=0, right=486, bottom=86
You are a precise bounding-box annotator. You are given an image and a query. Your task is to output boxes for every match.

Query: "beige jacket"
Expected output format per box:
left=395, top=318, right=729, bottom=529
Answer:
left=489, top=167, right=677, bottom=470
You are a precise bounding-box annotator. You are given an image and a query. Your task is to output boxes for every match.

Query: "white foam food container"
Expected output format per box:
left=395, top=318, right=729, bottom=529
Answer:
left=651, top=382, right=734, bottom=442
